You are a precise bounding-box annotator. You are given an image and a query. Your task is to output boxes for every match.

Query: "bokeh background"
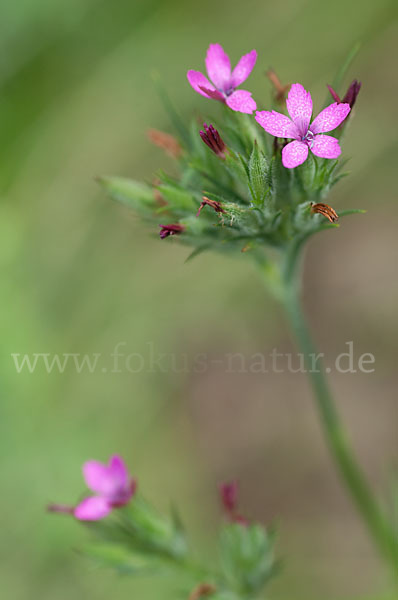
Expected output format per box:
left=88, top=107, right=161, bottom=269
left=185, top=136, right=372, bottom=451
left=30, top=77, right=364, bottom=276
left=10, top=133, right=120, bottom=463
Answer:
left=1, top=0, right=397, bottom=598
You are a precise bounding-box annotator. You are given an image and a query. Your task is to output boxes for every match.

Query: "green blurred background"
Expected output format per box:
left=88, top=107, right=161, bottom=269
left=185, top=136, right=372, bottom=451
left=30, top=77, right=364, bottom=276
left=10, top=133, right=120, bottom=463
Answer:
left=1, top=0, right=397, bottom=598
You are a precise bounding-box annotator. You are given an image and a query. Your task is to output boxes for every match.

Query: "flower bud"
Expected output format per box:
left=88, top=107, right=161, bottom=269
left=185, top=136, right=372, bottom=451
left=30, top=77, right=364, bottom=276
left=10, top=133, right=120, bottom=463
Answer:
left=219, top=481, right=248, bottom=525
left=159, top=223, right=185, bottom=239
left=199, top=123, right=226, bottom=159
left=327, top=79, right=361, bottom=109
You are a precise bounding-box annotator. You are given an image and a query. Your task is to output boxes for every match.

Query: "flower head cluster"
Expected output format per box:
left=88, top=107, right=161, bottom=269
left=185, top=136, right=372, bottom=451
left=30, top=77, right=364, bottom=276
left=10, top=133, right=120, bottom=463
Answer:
left=50, top=458, right=277, bottom=600
left=100, top=44, right=361, bottom=279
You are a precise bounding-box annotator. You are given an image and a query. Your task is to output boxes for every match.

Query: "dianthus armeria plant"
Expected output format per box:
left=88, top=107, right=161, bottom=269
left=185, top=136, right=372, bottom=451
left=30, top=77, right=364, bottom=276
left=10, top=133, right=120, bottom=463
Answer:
left=51, top=43, right=398, bottom=596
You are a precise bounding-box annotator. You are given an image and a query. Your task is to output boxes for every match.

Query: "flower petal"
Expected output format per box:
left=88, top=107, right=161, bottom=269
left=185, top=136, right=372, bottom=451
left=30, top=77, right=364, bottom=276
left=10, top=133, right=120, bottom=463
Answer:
left=187, top=70, right=216, bottom=98
left=226, top=90, right=256, bottom=113
left=231, top=50, right=257, bottom=87
left=282, top=140, right=308, bottom=168
left=286, top=83, right=313, bottom=135
left=83, top=460, right=118, bottom=496
left=198, top=86, right=225, bottom=102
left=310, top=102, right=350, bottom=134
left=74, top=496, right=112, bottom=521
left=205, top=43, right=231, bottom=91
left=255, top=110, right=299, bottom=138
left=310, top=134, right=341, bottom=159
left=112, top=479, right=137, bottom=506
left=109, top=455, right=128, bottom=488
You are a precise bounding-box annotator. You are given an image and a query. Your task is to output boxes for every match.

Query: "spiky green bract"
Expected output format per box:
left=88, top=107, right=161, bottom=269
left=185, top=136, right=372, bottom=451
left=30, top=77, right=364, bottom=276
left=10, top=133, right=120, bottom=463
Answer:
left=219, top=523, right=277, bottom=598
left=79, top=493, right=277, bottom=599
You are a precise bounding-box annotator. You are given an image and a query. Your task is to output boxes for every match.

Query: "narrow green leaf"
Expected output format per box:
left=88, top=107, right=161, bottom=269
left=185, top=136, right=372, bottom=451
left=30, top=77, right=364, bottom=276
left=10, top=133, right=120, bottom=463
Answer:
left=98, top=176, right=155, bottom=212
left=338, top=208, right=366, bottom=217
left=152, top=71, right=191, bottom=149
left=248, top=141, right=269, bottom=207
left=158, top=184, right=197, bottom=213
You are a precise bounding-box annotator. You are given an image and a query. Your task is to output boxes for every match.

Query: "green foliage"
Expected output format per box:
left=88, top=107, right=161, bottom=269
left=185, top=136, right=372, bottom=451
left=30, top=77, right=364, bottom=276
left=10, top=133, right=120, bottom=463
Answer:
left=85, top=496, right=188, bottom=566
left=247, top=142, right=269, bottom=207
left=219, top=523, right=277, bottom=599
left=100, top=88, right=363, bottom=279
left=78, top=493, right=277, bottom=600
left=98, top=176, right=156, bottom=215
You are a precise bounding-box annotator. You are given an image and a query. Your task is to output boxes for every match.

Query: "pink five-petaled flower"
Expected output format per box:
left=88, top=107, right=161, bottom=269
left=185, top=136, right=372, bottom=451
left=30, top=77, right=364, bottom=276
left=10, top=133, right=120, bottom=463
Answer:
left=255, top=83, right=351, bottom=168
left=187, top=44, right=257, bottom=114
left=74, top=454, right=136, bottom=521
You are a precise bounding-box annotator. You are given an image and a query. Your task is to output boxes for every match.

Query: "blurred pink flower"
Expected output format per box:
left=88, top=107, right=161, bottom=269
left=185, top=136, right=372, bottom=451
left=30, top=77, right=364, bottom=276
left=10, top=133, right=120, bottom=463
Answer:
left=219, top=480, right=248, bottom=525
left=74, top=455, right=136, bottom=521
left=255, top=83, right=351, bottom=168
left=220, top=481, right=238, bottom=513
left=187, top=44, right=257, bottom=114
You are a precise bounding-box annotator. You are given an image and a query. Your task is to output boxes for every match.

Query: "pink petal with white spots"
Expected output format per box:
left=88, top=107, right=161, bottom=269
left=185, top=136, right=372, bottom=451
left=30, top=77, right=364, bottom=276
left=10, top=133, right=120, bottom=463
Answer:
left=282, top=140, right=309, bottom=168
left=310, top=134, right=341, bottom=159
left=226, top=90, right=256, bottom=113
left=187, top=70, right=217, bottom=98
left=286, top=83, right=313, bottom=136
left=231, top=50, right=257, bottom=87
left=205, top=44, right=231, bottom=91
left=83, top=460, right=118, bottom=496
left=310, top=102, right=350, bottom=134
left=255, top=110, right=299, bottom=138
left=74, top=496, right=112, bottom=521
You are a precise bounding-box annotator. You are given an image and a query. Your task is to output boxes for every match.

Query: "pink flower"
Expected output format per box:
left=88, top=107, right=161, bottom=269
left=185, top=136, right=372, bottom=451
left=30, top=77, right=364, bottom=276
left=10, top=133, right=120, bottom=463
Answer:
left=255, top=83, right=351, bottom=168
left=74, top=455, right=136, bottom=521
left=187, top=44, right=257, bottom=114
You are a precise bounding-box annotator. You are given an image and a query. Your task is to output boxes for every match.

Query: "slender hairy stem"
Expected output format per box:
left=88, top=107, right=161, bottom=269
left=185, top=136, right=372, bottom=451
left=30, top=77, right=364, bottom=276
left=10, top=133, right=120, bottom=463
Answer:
left=280, top=251, right=398, bottom=575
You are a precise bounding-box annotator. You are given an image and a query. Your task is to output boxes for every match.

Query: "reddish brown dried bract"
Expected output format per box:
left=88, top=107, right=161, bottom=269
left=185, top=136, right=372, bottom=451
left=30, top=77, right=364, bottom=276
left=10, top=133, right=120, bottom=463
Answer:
left=148, top=129, right=182, bottom=158
left=311, top=203, right=339, bottom=223
left=159, top=223, right=185, bottom=239
left=189, top=583, right=216, bottom=600
left=266, top=68, right=290, bottom=104
left=197, top=196, right=226, bottom=217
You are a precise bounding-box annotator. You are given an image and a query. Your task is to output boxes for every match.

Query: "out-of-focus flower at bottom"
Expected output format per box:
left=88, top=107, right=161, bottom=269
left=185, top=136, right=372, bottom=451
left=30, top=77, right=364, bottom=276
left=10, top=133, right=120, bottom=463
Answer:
left=48, top=454, right=136, bottom=521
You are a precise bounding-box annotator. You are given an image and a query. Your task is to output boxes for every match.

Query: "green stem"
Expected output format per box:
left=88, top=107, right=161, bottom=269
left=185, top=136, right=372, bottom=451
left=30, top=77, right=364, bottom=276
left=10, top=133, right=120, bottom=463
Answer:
left=278, top=248, right=398, bottom=576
